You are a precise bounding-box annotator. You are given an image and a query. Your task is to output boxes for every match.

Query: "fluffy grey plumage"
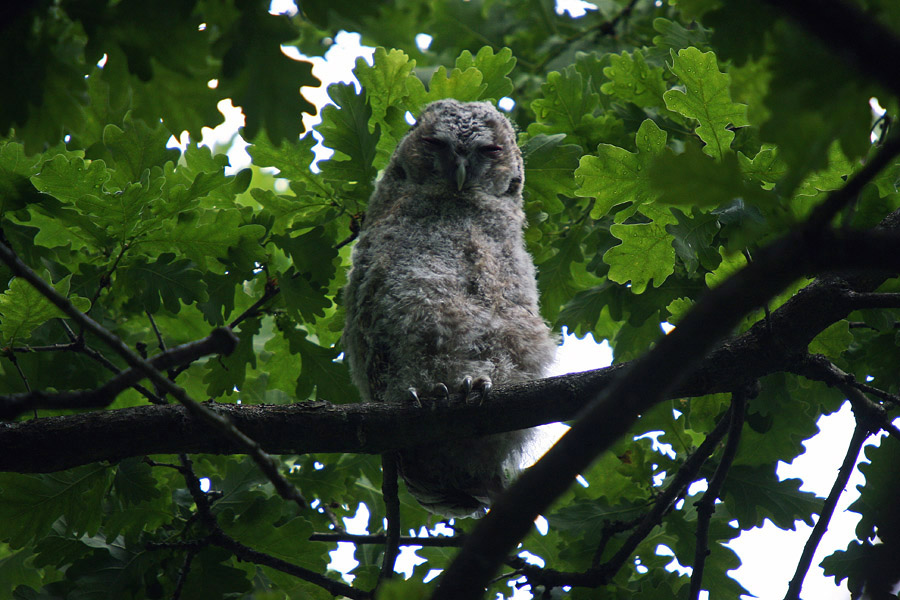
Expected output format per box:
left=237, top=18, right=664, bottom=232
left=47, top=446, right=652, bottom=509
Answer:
left=342, top=99, right=557, bottom=518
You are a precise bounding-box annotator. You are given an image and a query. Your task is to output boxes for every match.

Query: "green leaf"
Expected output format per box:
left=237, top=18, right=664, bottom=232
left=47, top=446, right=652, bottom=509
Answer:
left=576, top=119, right=667, bottom=219
left=355, top=48, right=418, bottom=124
left=528, top=64, right=615, bottom=149
left=455, top=46, right=516, bottom=101
left=0, top=141, right=44, bottom=213
left=215, top=4, right=318, bottom=143
left=604, top=221, right=676, bottom=294
left=277, top=322, right=354, bottom=403
left=738, top=145, right=786, bottom=189
left=0, top=466, right=112, bottom=549
left=650, top=143, right=761, bottom=209
left=112, top=458, right=161, bottom=506
left=664, top=47, right=749, bottom=158
left=601, top=50, right=667, bottom=109
left=0, top=545, right=43, bottom=592
left=423, top=65, right=486, bottom=103
left=116, top=253, right=209, bottom=314
left=808, top=321, right=852, bottom=363
left=537, top=225, right=601, bottom=322
left=0, top=274, right=91, bottom=344
left=318, top=84, right=381, bottom=196
left=665, top=207, right=721, bottom=274
left=139, top=209, right=265, bottom=273
left=30, top=154, right=109, bottom=205
left=720, top=464, right=821, bottom=529
left=521, top=134, right=582, bottom=213
left=204, top=317, right=260, bottom=398
left=101, top=114, right=179, bottom=186
left=849, top=436, right=900, bottom=544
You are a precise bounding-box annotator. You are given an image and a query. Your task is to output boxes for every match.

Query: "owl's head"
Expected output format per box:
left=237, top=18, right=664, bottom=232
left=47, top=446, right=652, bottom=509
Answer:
left=393, top=99, right=523, bottom=197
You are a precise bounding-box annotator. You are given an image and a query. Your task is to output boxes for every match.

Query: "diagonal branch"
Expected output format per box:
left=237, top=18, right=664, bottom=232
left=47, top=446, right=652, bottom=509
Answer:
left=762, top=0, right=900, bottom=100
left=783, top=422, right=870, bottom=600
left=170, top=455, right=371, bottom=600
left=519, top=405, right=734, bottom=590
left=690, top=386, right=750, bottom=600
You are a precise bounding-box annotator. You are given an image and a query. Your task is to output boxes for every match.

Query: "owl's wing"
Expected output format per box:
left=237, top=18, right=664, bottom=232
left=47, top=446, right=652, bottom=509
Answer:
left=364, top=339, right=392, bottom=403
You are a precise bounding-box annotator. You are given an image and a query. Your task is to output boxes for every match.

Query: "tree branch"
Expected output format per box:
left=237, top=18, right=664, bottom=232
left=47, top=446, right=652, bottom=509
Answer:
left=762, top=0, right=900, bottom=100
left=308, top=532, right=464, bottom=547
left=167, top=455, right=371, bottom=600
left=519, top=406, right=734, bottom=590
left=783, top=422, right=870, bottom=600
left=690, top=387, right=749, bottom=600
left=380, top=452, right=402, bottom=581
left=0, top=328, right=238, bottom=419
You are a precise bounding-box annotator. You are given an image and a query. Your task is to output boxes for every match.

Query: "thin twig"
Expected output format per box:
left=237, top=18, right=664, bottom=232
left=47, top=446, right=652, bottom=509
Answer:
left=0, top=328, right=237, bottom=419
left=783, top=422, right=870, bottom=600
left=174, top=455, right=371, bottom=600
left=225, top=228, right=360, bottom=334
left=844, top=291, right=900, bottom=310
left=791, top=355, right=898, bottom=435
left=380, top=452, right=402, bottom=581
left=308, top=532, right=464, bottom=547
left=318, top=503, right=346, bottom=534
left=171, top=547, right=198, bottom=600
left=518, top=407, right=734, bottom=590
left=147, top=311, right=167, bottom=353
left=848, top=379, right=900, bottom=408
left=534, top=0, right=639, bottom=72
left=690, top=387, right=749, bottom=600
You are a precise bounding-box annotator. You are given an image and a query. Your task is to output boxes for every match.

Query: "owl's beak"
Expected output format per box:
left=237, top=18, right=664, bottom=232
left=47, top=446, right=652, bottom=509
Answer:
left=455, top=159, right=467, bottom=191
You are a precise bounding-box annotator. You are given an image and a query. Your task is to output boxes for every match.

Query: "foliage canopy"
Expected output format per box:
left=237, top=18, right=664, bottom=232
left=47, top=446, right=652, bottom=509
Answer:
left=2, top=0, right=900, bottom=599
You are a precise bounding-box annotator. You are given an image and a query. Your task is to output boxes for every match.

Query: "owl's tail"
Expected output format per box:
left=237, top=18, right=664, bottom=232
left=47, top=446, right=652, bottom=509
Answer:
left=396, top=429, right=532, bottom=519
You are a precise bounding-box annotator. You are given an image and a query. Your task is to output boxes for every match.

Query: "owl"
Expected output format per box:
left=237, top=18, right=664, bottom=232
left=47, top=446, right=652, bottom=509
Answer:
left=342, top=99, right=557, bottom=518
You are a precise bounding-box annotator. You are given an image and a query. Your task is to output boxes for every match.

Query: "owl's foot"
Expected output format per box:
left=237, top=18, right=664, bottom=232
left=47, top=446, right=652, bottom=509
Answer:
left=460, top=375, right=492, bottom=405
left=408, top=379, right=490, bottom=407
left=407, top=384, right=450, bottom=408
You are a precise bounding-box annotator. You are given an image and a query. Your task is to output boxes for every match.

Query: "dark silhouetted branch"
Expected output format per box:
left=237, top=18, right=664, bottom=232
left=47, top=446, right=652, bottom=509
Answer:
left=690, top=387, right=749, bottom=600
left=783, top=422, right=870, bottom=600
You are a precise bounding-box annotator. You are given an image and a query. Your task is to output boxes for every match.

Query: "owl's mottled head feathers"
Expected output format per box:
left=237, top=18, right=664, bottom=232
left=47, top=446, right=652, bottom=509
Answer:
left=391, top=99, right=523, bottom=197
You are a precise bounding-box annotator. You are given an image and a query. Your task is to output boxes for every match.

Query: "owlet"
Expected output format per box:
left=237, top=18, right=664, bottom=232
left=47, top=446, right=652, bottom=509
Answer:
left=343, top=99, right=557, bottom=518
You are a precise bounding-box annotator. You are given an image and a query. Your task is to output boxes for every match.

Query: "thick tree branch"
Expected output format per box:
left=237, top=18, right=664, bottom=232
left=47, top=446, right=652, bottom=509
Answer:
left=3, top=222, right=900, bottom=473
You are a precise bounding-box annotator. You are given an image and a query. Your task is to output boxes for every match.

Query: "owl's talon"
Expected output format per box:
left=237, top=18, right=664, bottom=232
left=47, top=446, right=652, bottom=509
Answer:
left=473, top=376, right=492, bottom=405
left=460, top=376, right=473, bottom=397
left=408, top=387, right=423, bottom=408
left=432, top=382, right=450, bottom=402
